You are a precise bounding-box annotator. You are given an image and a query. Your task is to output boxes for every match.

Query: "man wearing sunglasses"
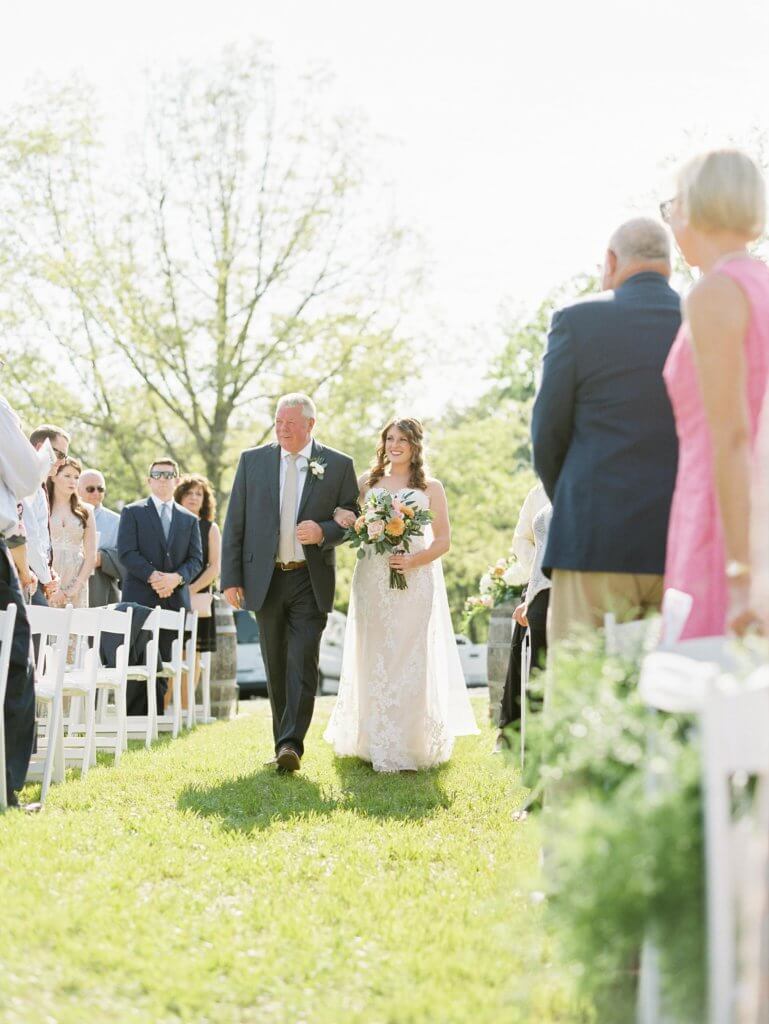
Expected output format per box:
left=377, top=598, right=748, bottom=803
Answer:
left=78, top=469, right=123, bottom=606
left=118, top=458, right=203, bottom=651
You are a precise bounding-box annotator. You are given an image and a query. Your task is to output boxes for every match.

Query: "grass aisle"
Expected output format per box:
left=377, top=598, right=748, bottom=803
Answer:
left=1, top=697, right=588, bottom=1024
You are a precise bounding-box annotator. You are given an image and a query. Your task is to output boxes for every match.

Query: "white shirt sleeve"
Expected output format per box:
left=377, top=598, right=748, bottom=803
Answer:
left=511, top=484, right=548, bottom=577
left=0, top=398, right=55, bottom=499
left=22, top=492, right=53, bottom=584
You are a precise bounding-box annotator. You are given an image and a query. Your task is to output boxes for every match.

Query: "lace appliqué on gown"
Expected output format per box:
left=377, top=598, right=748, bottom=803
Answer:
left=50, top=514, right=88, bottom=610
left=324, top=487, right=478, bottom=772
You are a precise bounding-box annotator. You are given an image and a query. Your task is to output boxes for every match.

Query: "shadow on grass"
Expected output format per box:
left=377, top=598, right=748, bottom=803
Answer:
left=178, top=758, right=453, bottom=833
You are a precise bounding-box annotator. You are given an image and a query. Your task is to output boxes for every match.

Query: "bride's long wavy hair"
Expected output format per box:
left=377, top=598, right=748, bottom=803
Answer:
left=368, top=417, right=429, bottom=491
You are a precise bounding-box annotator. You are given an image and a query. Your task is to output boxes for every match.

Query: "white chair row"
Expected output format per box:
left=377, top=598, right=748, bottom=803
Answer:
left=4, top=604, right=211, bottom=804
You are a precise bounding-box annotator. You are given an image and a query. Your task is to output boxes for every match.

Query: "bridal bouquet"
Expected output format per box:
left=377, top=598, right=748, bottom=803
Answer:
left=345, top=490, right=434, bottom=590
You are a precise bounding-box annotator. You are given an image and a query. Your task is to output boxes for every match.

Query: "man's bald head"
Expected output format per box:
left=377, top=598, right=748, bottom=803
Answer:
left=78, top=469, right=106, bottom=508
left=602, top=217, right=671, bottom=290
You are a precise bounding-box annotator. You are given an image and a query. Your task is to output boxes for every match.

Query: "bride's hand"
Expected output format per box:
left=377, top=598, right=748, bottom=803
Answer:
left=389, top=552, right=413, bottom=574
left=334, top=507, right=357, bottom=528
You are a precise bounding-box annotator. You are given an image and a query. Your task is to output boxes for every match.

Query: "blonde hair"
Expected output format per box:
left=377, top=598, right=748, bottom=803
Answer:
left=678, top=149, right=766, bottom=238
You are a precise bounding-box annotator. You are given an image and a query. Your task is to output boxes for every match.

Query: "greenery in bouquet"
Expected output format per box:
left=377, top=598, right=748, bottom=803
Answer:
left=344, top=489, right=433, bottom=590
left=463, top=554, right=527, bottom=627
left=520, top=632, right=705, bottom=1022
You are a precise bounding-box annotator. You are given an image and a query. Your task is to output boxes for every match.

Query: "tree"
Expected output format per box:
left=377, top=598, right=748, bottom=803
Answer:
left=0, top=46, right=411, bottom=507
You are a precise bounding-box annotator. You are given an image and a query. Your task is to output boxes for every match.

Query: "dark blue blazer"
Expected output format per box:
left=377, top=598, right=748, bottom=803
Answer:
left=531, top=272, right=681, bottom=576
left=117, top=497, right=203, bottom=612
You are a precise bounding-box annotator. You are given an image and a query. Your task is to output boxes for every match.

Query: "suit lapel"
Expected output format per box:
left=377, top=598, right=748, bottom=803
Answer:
left=145, top=497, right=167, bottom=551
left=267, top=444, right=281, bottom=516
left=296, top=440, right=321, bottom=521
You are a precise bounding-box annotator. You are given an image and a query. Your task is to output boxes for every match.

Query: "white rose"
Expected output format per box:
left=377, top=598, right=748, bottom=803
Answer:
left=502, top=561, right=528, bottom=587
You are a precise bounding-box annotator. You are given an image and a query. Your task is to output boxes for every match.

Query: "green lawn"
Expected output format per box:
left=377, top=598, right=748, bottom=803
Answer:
left=2, top=697, right=589, bottom=1023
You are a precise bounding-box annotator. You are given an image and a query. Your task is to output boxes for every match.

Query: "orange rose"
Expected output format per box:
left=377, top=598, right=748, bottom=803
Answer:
left=355, top=515, right=367, bottom=533
left=385, top=518, right=406, bottom=538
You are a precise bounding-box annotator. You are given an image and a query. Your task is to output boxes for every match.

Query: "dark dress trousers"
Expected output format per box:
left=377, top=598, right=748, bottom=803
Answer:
left=532, top=272, right=681, bottom=576
left=0, top=539, right=36, bottom=797
left=499, top=588, right=549, bottom=731
left=222, top=441, right=358, bottom=756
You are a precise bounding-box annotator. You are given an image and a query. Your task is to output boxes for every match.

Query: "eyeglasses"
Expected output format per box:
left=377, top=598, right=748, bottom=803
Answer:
left=149, top=470, right=177, bottom=480
left=85, top=485, right=105, bottom=494
left=659, top=198, right=675, bottom=225
left=53, top=447, right=68, bottom=460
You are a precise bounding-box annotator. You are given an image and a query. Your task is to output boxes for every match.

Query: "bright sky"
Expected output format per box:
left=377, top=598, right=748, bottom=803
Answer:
left=4, top=0, right=769, bottom=408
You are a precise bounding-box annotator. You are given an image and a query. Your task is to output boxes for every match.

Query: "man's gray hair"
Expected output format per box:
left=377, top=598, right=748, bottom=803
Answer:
left=609, top=218, right=671, bottom=264
left=276, top=392, right=317, bottom=421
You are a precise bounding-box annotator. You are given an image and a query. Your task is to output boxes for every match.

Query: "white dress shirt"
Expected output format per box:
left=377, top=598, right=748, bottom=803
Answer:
left=22, top=489, right=53, bottom=583
left=94, top=504, right=121, bottom=550
left=279, top=440, right=314, bottom=520
left=0, top=397, right=55, bottom=539
left=151, top=495, right=175, bottom=524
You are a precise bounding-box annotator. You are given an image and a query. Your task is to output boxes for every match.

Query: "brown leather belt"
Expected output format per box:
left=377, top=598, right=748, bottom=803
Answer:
left=276, top=560, right=307, bottom=572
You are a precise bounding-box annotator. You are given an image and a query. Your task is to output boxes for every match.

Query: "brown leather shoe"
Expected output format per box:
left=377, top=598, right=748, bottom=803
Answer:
left=276, top=746, right=301, bottom=772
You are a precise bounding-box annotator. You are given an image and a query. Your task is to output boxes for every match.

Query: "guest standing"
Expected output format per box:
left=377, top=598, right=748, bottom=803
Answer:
left=23, top=424, right=71, bottom=607
left=662, top=149, right=769, bottom=637
left=532, top=219, right=681, bottom=649
left=78, top=469, right=123, bottom=606
left=0, top=395, right=56, bottom=808
left=47, top=458, right=96, bottom=610
left=496, top=482, right=550, bottom=750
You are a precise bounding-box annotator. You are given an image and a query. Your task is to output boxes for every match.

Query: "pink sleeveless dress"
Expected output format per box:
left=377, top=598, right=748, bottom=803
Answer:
left=664, top=257, right=769, bottom=638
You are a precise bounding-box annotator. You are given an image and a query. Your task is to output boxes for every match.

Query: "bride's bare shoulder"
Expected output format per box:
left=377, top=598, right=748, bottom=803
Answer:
left=424, top=476, right=445, bottom=494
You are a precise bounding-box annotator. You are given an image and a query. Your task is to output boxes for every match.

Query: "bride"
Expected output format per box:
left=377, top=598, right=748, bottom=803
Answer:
left=323, top=417, right=478, bottom=772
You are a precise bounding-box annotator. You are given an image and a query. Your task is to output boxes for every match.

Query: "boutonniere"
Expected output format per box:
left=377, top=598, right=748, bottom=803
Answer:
left=309, top=458, right=326, bottom=479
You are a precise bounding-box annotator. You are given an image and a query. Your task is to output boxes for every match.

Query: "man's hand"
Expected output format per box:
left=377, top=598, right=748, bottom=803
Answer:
left=95, top=550, right=102, bottom=569
left=150, top=572, right=181, bottom=595
left=224, top=586, right=245, bottom=610
left=20, top=569, right=38, bottom=597
left=512, top=603, right=529, bottom=628
left=296, top=521, right=323, bottom=546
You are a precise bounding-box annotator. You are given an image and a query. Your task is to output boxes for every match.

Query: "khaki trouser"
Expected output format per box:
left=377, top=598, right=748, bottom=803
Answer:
left=548, top=569, right=664, bottom=648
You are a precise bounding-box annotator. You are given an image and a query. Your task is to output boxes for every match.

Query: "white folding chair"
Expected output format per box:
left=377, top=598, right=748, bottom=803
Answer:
left=154, top=607, right=187, bottom=738
left=119, top=606, right=163, bottom=747
left=89, top=605, right=133, bottom=763
left=26, top=605, right=73, bottom=800
left=59, top=607, right=104, bottom=774
left=701, top=670, right=769, bottom=1024
left=182, top=610, right=199, bottom=729
left=519, top=627, right=531, bottom=770
left=197, top=651, right=213, bottom=725
left=0, top=604, right=18, bottom=809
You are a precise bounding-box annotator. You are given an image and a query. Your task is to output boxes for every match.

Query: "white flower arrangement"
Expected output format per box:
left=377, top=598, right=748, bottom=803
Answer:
left=309, top=458, right=326, bottom=479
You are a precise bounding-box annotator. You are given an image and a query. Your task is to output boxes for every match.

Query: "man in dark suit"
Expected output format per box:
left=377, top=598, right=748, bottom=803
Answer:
left=532, top=218, right=681, bottom=648
left=117, top=458, right=203, bottom=658
left=222, top=394, right=358, bottom=772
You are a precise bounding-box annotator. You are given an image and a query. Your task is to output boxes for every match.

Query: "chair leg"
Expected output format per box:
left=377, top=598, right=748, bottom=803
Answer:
left=171, top=675, right=181, bottom=739
left=146, top=678, right=157, bottom=747
left=80, top=687, right=97, bottom=775
left=201, top=653, right=211, bottom=723
left=113, top=686, right=127, bottom=765
left=0, top=721, right=6, bottom=809
left=41, top=695, right=64, bottom=800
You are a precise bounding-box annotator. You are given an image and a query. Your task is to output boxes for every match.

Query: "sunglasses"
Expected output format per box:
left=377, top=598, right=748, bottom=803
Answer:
left=53, top=447, right=68, bottom=460
left=85, top=485, right=105, bottom=494
left=149, top=470, right=177, bottom=480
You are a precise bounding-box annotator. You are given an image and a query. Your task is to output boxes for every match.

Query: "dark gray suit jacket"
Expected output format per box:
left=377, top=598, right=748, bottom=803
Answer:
left=221, top=440, right=358, bottom=613
left=532, top=271, right=681, bottom=576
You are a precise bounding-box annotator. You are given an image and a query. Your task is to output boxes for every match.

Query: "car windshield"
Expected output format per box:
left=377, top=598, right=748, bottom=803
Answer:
left=234, top=610, right=260, bottom=644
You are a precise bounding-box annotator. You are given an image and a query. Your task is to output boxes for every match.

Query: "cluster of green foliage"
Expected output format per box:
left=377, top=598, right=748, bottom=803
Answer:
left=518, top=633, right=705, bottom=1022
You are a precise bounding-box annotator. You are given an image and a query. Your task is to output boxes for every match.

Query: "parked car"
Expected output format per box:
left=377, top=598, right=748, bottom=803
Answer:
left=235, top=609, right=347, bottom=698
left=455, top=634, right=487, bottom=686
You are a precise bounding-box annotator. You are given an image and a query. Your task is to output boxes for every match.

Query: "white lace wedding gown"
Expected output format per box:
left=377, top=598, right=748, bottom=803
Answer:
left=324, top=487, right=479, bottom=772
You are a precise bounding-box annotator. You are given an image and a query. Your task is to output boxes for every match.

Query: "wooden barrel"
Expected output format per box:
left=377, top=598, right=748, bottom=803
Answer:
left=486, top=602, right=514, bottom=725
left=208, top=595, right=238, bottom=720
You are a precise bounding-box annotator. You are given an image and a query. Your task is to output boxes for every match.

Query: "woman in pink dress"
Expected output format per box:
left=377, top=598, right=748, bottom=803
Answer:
left=662, top=149, right=769, bottom=638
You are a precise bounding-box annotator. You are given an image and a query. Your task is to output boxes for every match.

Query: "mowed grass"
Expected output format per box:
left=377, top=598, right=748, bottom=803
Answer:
left=1, top=697, right=589, bottom=1024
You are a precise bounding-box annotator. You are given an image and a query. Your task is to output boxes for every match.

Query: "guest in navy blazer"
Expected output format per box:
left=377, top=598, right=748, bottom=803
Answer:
left=118, top=458, right=203, bottom=618
left=532, top=218, right=681, bottom=649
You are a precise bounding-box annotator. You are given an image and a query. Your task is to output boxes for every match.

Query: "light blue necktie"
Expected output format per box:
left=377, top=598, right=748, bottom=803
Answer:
left=160, top=502, right=171, bottom=540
